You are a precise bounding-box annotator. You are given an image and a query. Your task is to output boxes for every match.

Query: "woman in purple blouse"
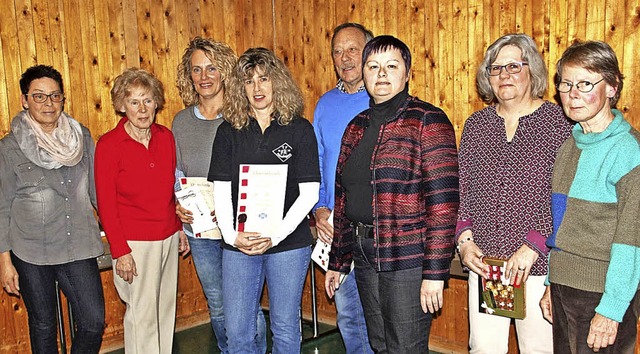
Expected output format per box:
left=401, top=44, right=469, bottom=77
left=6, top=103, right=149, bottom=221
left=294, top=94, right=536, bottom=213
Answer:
left=456, top=34, right=572, bottom=353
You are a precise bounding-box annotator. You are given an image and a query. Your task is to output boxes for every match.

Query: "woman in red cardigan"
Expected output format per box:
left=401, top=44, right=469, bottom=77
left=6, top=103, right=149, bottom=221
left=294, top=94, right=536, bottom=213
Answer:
left=95, top=68, right=188, bottom=354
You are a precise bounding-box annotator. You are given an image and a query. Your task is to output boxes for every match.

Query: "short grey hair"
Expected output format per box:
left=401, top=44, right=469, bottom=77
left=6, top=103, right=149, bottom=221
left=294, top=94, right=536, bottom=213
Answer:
left=476, top=34, right=548, bottom=104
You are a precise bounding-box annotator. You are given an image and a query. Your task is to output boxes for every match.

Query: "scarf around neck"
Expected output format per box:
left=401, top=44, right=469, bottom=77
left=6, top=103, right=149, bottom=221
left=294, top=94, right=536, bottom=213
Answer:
left=11, top=110, right=84, bottom=169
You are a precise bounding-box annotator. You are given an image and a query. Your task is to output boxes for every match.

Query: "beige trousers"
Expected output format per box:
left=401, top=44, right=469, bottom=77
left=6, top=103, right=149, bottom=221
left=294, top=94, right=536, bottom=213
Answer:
left=468, top=272, right=553, bottom=354
left=113, top=232, right=179, bottom=354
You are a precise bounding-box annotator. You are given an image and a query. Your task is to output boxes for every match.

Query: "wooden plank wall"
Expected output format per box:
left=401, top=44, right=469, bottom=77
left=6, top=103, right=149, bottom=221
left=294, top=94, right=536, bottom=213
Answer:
left=1, top=0, right=639, bottom=353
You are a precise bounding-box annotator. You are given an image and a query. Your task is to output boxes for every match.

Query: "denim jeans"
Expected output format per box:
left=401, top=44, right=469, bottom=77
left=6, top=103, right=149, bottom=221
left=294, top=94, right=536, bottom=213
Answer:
left=188, top=237, right=267, bottom=354
left=12, top=253, right=105, bottom=354
left=353, top=238, right=431, bottom=354
left=334, top=268, right=374, bottom=354
left=551, top=283, right=640, bottom=354
left=223, top=246, right=311, bottom=354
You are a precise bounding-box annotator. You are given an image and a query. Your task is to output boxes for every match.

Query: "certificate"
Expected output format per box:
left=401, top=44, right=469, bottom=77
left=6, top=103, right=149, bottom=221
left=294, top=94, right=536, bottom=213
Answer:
left=236, top=164, right=288, bottom=237
left=178, top=177, right=221, bottom=239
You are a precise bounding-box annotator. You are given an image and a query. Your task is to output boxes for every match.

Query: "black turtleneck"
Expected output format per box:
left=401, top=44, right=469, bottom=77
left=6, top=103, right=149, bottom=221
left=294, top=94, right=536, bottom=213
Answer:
left=342, top=87, right=409, bottom=223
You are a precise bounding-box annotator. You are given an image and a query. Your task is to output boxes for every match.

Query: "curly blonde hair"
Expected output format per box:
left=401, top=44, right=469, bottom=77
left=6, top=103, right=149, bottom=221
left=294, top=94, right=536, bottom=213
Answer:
left=223, top=48, right=303, bottom=130
left=111, top=67, right=165, bottom=115
left=176, top=37, right=237, bottom=106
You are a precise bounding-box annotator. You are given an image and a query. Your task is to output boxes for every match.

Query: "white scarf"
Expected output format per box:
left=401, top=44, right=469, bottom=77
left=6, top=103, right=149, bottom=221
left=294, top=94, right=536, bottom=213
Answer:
left=11, top=110, right=84, bottom=169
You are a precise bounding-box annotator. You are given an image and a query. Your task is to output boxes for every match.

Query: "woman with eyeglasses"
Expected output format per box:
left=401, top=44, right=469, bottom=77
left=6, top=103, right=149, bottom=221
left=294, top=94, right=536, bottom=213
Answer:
left=540, top=40, right=640, bottom=354
left=457, top=34, right=572, bottom=353
left=95, top=68, right=188, bottom=353
left=0, top=65, right=105, bottom=353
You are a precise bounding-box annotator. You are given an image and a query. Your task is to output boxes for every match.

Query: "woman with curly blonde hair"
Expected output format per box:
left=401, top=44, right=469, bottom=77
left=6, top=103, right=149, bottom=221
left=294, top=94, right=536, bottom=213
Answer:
left=223, top=47, right=304, bottom=129
left=172, top=38, right=267, bottom=353
left=208, top=47, right=320, bottom=353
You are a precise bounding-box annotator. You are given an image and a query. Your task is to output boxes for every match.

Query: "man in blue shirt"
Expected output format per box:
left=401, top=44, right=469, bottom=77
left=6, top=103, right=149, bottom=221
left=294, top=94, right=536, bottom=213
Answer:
left=313, top=23, right=374, bottom=354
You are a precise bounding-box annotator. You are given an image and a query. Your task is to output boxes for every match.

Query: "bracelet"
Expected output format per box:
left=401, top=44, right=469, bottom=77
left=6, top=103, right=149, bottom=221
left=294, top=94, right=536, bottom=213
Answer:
left=456, top=235, right=474, bottom=252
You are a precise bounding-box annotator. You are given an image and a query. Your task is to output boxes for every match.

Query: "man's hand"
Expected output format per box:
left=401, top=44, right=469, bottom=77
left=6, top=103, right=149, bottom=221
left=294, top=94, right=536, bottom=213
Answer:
left=421, top=279, right=444, bottom=313
left=587, top=313, right=619, bottom=352
left=314, top=208, right=333, bottom=245
left=115, top=253, right=138, bottom=284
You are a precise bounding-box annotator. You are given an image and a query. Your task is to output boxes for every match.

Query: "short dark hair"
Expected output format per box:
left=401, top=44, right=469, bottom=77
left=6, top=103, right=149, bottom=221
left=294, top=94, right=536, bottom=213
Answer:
left=556, top=40, right=624, bottom=107
left=20, top=65, right=64, bottom=95
left=331, top=23, right=374, bottom=48
left=362, top=35, right=412, bottom=74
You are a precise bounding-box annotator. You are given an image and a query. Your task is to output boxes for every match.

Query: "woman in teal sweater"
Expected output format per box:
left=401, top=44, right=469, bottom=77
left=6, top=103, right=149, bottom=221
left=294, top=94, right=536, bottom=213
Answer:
left=540, top=40, right=640, bottom=353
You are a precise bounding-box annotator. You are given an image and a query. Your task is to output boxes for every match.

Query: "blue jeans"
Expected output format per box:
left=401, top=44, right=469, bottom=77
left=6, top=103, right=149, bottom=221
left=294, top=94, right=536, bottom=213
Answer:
left=12, top=253, right=105, bottom=354
left=353, top=238, right=431, bottom=354
left=223, top=246, right=311, bottom=354
left=188, top=237, right=267, bottom=354
left=334, top=268, right=374, bottom=354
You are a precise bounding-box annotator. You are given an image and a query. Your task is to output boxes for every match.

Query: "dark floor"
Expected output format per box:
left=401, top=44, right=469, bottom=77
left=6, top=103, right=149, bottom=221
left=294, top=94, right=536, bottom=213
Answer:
left=107, top=314, right=442, bottom=353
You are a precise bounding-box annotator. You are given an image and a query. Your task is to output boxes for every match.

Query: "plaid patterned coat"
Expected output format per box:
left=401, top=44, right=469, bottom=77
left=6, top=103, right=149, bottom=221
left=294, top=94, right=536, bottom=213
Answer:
left=329, top=95, right=459, bottom=280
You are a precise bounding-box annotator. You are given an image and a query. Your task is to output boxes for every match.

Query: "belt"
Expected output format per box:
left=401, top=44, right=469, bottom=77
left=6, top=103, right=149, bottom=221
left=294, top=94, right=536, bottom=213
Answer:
left=350, top=221, right=375, bottom=239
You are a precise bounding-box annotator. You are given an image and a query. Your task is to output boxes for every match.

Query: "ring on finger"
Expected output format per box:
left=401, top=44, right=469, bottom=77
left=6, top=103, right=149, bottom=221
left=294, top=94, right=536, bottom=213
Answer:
left=518, top=266, right=526, bottom=271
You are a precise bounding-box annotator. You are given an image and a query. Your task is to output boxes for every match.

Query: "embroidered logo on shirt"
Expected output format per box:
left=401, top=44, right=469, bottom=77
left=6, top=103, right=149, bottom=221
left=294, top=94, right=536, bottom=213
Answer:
left=273, top=143, right=293, bottom=162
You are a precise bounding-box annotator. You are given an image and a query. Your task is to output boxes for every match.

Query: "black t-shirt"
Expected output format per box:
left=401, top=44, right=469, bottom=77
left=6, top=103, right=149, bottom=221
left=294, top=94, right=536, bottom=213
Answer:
left=208, top=116, right=320, bottom=253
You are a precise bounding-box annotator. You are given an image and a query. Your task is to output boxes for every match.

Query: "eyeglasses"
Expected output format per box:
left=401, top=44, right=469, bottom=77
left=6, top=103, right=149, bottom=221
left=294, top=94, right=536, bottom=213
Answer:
left=556, top=78, right=605, bottom=93
left=486, top=62, right=528, bottom=76
left=24, top=92, right=65, bottom=103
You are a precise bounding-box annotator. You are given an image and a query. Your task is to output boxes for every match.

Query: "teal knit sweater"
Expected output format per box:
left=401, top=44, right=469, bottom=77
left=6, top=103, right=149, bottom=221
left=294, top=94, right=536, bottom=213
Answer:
left=547, top=110, right=640, bottom=322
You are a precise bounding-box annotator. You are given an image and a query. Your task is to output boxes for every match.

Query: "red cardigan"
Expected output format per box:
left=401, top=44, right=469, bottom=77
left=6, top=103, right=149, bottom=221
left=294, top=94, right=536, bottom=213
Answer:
left=95, top=117, right=181, bottom=259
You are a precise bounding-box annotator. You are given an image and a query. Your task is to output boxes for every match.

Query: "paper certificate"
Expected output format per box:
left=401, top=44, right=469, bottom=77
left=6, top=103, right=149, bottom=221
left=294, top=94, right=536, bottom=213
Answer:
left=178, top=177, right=221, bottom=239
left=236, top=164, right=288, bottom=237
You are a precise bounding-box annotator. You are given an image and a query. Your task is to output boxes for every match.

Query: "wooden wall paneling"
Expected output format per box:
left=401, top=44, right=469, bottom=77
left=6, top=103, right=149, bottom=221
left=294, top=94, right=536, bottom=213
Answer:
left=547, top=0, right=568, bottom=89
left=93, top=0, right=116, bottom=136
left=242, top=0, right=274, bottom=52
left=299, top=1, right=319, bottom=120
left=135, top=0, right=153, bottom=70
left=47, top=0, right=72, bottom=107
left=437, top=1, right=454, bottom=117
left=410, top=0, right=427, bottom=109
left=586, top=0, right=606, bottom=40
left=0, top=0, right=24, bottom=132
left=219, top=0, right=241, bottom=55
left=452, top=0, right=470, bottom=138
left=15, top=0, right=37, bottom=69
left=122, top=0, right=141, bottom=69
left=499, top=0, right=515, bottom=36
left=147, top=0, right=172, bottom=128
left=424, top=0, right=440, bottom=108
left=61, top=0, right=89, bottom=131
left=159, top=0, right=183, bottom=124
left=468, top=0, right=486, bottom=120
left=514, top=0, right=533, bottom=35
left=31, top=0, right=53, bottom=66
left=621, top=1, right=640, bottom=128
left=77, top=0, right=103, bottom=134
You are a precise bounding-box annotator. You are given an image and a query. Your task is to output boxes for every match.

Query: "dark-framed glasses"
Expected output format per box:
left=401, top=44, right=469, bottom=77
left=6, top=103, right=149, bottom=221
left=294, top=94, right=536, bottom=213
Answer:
left=556, top=78, right=605, bottom=93
left=486, top=62, right=528, bottom=76
left=24, top=92, right=65, bottom=103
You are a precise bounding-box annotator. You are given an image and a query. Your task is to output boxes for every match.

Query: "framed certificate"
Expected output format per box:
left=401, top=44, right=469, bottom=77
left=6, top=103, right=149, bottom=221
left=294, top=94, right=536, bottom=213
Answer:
left=236, top=164, right=288, bottom=236
left=478, top=257, right=526, bottom=319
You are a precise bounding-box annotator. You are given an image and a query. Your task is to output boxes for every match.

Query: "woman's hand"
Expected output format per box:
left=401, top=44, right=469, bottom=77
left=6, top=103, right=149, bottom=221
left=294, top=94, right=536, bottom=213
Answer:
left=0, top=252, right=20, bottom=296
left=325, top=270, right=343, bottom=298
left=587, top=313, right=619, bottom=352
left=178, top=231, right=191, bottom=256
left=506, top=244, right=539, bottom=286
left=459, top=231, right=489, bottom=278
left=234, top=232, right=272, bottom=255
left=539, top=285, right=553, bottom=323
left=115, top=253, right=138, bottom=284
left=421, top=279, right=444, bottom=313
left=175, top=202, right=193, bottom=224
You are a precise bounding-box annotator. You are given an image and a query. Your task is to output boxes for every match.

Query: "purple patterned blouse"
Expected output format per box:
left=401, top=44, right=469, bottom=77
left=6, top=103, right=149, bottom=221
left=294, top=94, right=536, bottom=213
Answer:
left=456, top=101, right=572, bottom=275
